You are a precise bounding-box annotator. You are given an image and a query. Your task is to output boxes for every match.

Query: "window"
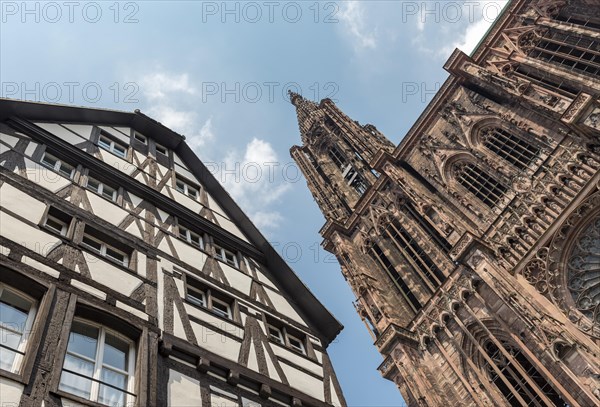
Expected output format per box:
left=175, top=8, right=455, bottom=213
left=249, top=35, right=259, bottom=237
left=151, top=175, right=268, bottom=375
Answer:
left=480, top=127, right=540, bottom=170
left=185, top=278, right=234, bottom=320
left=175, top=177, right=199, bottom=200
left=287, top=334, right=306, bottom=354
left=81, top=227, right=131, bottom=267
left=267, top=325, right=284, bottom=345
left=211, top=297, right=232, bottom=319
left=133, top=132, right=146, bottom=144
left=455, top=162, right=507, bottom=208
left=0, top=284, right=37, bottom=373
left=155, top=143, right=168, bottom=156
left=98, top=134, right=127, bottom=159
left=59, top=320, right=135, bottom=406
left=40, top=151, right=75, bottom=179
left=214, top=244, right=238, bottom=268
left=186, top=286, right=206, bottom=308
left=369, top=243, right=422, bottom=313
left=178, top=225, right=203, bottom=250
left=328, top=147, right=347, bottom=169
left=86, top=176, right=118, bottom=202
left=43, top=207, right=73, bottom=236
left=265, top=318, right=307, bottom=355
left=385, top=220, right=445, bottom=291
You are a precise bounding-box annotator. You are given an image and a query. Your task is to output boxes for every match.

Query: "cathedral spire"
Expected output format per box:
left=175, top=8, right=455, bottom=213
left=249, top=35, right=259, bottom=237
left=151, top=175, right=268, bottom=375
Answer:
left=288, top=91, right=322, bottom=143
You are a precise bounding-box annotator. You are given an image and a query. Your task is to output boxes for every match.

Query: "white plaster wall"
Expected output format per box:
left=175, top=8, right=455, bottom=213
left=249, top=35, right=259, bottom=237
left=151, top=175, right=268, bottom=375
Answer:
left=184, top=304, right=244, bottom=339
left=215, top=215, right=250, bottom=242
left=220, top=263, right=252, bottom=295
left=168, top=369, right=203, bottom=407
left=24, top=159, right=73, bottom=192
left=86, top=257, right=142, bottom=296
left=35, top=123, right=86, bottom=146
left=98, top=150, right=136, bottom=175
left=0, top=212, right=62, bottom=258
left=22, top=256, right=60, bottom=278
left=265, top=288, right=307, bottom=326
left=271, top=345, right=322, bottom=377
left=0, top=377, right=24, bottom=405
left=174, top=164, right=201, bottom=186
left=190, top=323, right=241, bottom=362
left=0, top=182, right=46, bottom=221
left=86, top=191, right=129, bottom=226
left=63, top=124, right=94, bottom=139
left=99, top=126, right=129, bottom=143
left=170, top=239, right=208, bottom=270
left=280, top=364, right=325, bottom=401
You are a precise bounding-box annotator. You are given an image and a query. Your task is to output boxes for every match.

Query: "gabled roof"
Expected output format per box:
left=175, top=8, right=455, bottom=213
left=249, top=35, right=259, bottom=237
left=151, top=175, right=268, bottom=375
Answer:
left=0, top=97, right=343, bottom=345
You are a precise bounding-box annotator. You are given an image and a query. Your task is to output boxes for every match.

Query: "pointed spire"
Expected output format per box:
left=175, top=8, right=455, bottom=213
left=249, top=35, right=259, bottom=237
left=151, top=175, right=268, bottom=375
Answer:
left=288, top=90, right=321, bottom=142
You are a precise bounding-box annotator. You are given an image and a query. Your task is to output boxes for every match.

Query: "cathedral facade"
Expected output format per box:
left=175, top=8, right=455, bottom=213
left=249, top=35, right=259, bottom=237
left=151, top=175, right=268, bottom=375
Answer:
left=0, top=99, right=347, bottom=406
left=290, top=0, right=600, bottom=405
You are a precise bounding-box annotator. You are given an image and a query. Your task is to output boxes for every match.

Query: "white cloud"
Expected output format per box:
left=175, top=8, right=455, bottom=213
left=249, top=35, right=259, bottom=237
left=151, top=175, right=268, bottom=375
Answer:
left=441, top=15, right=495, bottom=56
left=139, top=72, right=195, bottom=100
left=219, top=138, right=291, bottom=230
left=338, top=2, right=376, bottom=50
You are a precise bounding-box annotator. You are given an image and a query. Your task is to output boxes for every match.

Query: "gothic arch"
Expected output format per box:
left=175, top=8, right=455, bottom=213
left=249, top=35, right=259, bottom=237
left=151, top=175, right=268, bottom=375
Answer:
left=547, top=191, right=600, bottom=338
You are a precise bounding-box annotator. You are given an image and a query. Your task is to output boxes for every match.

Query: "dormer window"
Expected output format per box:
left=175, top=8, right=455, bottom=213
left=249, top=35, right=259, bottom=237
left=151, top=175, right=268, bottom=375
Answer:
left=98, top=134, right=127, bottom=159
left=40, top=151, right=75, bottom=179
left=133, top=132, right=147, bottom=144
left=156, top=143, right=168, bottom=156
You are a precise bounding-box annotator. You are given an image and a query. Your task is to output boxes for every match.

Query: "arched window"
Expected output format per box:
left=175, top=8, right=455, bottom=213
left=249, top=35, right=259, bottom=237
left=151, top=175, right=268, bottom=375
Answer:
left=480, top=127, right=540, bottom=170
left=59, top=318, right=137, bottom=406
left=455, top=162, right=507, bottom=208
left=524, top=28, right=600, bottom=78
left=481, top=339, right=568, bottom=406
left=368, top=243, right=422, bottom=312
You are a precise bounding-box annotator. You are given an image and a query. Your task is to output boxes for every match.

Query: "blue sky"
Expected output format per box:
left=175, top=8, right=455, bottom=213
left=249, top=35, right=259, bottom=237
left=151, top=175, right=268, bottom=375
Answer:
left=1, top=1, right=508, bottom=405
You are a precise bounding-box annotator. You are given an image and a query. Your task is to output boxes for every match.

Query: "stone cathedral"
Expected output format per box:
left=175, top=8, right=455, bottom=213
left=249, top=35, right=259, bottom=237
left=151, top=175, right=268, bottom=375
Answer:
left=290, top=0, right=600, bottom=405
left=0, top=98, right=347, bottom=406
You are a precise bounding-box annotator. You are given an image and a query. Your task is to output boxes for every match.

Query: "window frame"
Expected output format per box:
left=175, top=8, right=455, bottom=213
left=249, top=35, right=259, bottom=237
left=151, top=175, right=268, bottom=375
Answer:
left=81, top=233, right=130, bottom=268
left=177, top=225, right=204, bottom=250
left=267, top=324, right=284, bottom=345
left=44, top=214, right=69, bottom=236
left=86, top=175, right=118, bottom=202
left=98, top=134, right=128, bottom=159
left=214, top=244, right=239, bottom=268
left=286, top=333, right=306, bottom=355
left=133, top=132, right=147, bottom=144
left=58, top=318, right=136, bottom=406
left=0, top=283, right=38, bottom=374
left=40, top=151, right=75, bottom=179
left=185, top=278, right=235, bottom=321
left=155, top=143, right=168, bottom=156
left=174, top=177, right=200, bottom=200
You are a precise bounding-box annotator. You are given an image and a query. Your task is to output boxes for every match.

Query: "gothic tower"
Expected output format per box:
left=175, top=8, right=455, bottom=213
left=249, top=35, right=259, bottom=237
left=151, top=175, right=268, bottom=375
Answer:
left=290, top=0, right=600, bottom=405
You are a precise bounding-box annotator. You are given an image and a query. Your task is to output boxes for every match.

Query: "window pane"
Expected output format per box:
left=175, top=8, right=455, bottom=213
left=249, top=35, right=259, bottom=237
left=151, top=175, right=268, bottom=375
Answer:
left=175, top=181, right=185, bottom=193
left=101, top=184, right=116, bottom=201
left=41, top=154, right=57, bottom=169
left=0, top=290, right=31, bottom=331
left=187, top=187, right=198, bottom=198
left=103, top=333, right=128, bottom=371
left=82, top=236, right=102, bottom=253
left=63, top=354, right=95, bottom=377
left=98, top=383, right=127, bottom=406
left=113, top=144, right=126, bottom=158
left=67, top=321, right=98, bottom=359
left=212, top=301, right=230, bottom=318
left=105, top=248, right=125, bottom=265
left=0, top=347, right=17, bottom=371
left=187, top=290, right=205, bottom=307
left=101, top=367, right=127, bottom=389
left=58, top=162, right=74, bottom=178
left=59, top=370, right=93, bottom=400
left=87, top=178, right=100, bottom=193
left=98, top=137, right=111, bottom=150
left=45, top=217, right=66, bottom=234
left=0, top=327, right=22, bottom=350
